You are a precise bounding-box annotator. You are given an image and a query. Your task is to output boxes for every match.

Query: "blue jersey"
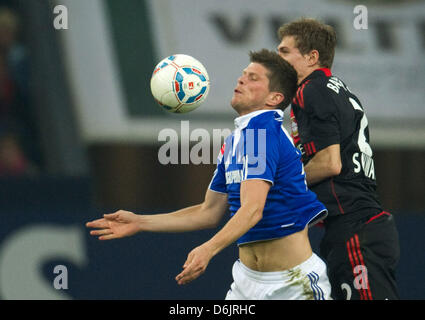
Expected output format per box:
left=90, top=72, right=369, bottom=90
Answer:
left=209, top=109, right=327, bottom=245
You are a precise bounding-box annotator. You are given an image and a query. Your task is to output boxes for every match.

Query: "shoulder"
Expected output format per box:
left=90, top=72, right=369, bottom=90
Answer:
left=292, top=77, right=327, bottom=110
left=304, top=74, right=351, bottom=99
left=247, top=111, right=282, bottom=134
left=299, top=78, right=339, bottom=114
left=303, top=77, right=332, bottom=99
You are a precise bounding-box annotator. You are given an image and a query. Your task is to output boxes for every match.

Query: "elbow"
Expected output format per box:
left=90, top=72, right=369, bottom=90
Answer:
left=239, top=202, right=263, bottom=227
left=329, top=160, right=342, bottom=176
left=205, top=217, right=221, bottom=229
left=253, top=211, right=263, bottom=226
left=250, top=206, right=263, bottom=226
left=202, top=211, right=223, bottom=229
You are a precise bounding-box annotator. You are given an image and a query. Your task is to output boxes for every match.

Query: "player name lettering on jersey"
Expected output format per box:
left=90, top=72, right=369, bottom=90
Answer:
left=353, top=152, right=376, bottom=180
left=327, top=76, right=349, bottom=94
left=225, top=169, right=244, bottom=184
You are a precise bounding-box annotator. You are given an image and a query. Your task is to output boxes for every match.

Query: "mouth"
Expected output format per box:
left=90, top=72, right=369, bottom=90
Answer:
left=234, top=89, right=242, bottom=94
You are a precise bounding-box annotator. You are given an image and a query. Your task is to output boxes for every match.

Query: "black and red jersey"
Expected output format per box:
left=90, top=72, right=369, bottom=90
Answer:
left=290, top=68, right=382, bottom=217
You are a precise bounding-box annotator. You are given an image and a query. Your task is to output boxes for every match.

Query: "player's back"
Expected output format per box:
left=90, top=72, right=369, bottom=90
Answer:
left=291, top=69, right=382, bottom=216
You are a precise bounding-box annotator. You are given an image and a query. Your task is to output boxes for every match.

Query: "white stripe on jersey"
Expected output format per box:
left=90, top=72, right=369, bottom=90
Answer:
left=281, top=125, right=295, bottom=147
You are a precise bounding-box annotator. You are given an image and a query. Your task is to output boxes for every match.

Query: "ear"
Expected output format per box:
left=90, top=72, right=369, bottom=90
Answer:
left=266, top=92, right=284, bottom=107
left=306, top=49, right=320, bottom=67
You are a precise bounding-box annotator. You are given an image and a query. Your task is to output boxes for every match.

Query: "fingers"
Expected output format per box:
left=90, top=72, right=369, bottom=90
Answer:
left=175, top=245, right=213, bottom=285
left=86, top=218, right=107, bottom=229
left=86, top=212, right=119, bottom=229
left=86, top=212, right=123, bottom=241
left=98, top=233, right=119, bottom=241
left=176, top=266, right=197, bottom=285
left=89, top=228, right=111, bottom=236
left=88, top=227, right=112, bottom=240
left=86, top=216, right=113, bottom=238
left=175, top=257, right=206, bottom=285
left=182, top=251, right=194, bottom=269
left=103, top=212, right=119, bottom=220
left=86, top=211, right=125, bottom=241
left=176, top=265, right=205, bottom=285
left=88, top=228, right=119, bottom=240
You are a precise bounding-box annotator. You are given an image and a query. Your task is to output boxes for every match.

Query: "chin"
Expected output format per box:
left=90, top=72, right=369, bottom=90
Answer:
left=230, top=100, right=242, bottom=113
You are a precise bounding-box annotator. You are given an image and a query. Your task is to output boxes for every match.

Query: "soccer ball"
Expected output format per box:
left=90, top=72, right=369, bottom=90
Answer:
left=150, top=54, right=210, bottom=113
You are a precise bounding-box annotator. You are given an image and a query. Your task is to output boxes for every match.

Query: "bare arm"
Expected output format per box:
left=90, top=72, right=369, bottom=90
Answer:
left=175, top=179, right=270, bottom=285
left=140, top=189, right=228, bottom=232
left=86, top=189, right=228, bottom=240
left=203, top=179, right=269, bottom=256
left=304, top=144, right=342, bottom=186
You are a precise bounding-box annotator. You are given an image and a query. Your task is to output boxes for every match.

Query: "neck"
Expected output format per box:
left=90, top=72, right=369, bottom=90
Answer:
left=297, top=70, right=312, bottom=85
left=237, top=105, right=275, bottom=117
left=297, top=65, right=324, bottom=85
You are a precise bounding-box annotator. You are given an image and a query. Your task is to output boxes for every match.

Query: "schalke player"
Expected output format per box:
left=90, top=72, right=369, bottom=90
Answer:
left=277, top=18, right=400, bottom=300
left=86, top=49, right=331, bottom=300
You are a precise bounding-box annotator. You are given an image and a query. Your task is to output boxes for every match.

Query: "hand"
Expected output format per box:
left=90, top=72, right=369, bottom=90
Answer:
left=86, top=210, right=141, bottom=240
left=175, top=244, right=213, bottom=285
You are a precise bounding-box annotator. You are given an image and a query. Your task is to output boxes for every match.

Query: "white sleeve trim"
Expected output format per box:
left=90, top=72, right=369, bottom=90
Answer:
left=208, top=187, right=227, bottom=195
left=241, top=177, right=274, bottom=186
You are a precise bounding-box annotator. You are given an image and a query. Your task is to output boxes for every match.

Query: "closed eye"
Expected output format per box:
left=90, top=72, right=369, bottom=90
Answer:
left=242, top=70, right=259, bottom=81
left=278, top=47, right=289, bottom=55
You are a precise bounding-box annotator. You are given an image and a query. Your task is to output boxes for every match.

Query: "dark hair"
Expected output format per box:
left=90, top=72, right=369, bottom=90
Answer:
left=277, top=18, right=336, bottom=69
left=249, top=49, right=297, bottom=110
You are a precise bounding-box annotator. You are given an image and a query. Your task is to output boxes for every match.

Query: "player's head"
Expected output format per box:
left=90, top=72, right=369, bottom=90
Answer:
left=231, top=49, right=297, bottom=115
left=277, top=18, right=336, bottom=83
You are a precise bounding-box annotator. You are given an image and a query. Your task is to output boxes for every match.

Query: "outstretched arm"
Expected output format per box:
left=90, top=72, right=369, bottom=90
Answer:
left=86, top=189, right=228, bottom=240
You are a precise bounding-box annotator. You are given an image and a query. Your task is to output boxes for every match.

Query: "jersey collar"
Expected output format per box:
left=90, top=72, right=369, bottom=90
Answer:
left=299, top=68, right=332, bottom=86
left=234, top=109, right=283, bottom=130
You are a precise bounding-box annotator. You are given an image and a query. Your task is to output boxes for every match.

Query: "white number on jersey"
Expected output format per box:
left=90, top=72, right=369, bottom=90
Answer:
left=349, top=98, right=375, bottom=180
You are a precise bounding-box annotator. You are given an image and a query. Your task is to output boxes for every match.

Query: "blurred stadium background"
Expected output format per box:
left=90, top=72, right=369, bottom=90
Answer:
left=0, top=0, right=424, bottom=299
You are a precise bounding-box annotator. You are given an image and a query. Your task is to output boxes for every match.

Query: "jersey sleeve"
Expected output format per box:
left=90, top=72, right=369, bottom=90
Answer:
left=304, top=83, right=340, bottom=151
left=241, top=125, right=279, bottom=185
left=208, top=146, right=227, bottom=194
